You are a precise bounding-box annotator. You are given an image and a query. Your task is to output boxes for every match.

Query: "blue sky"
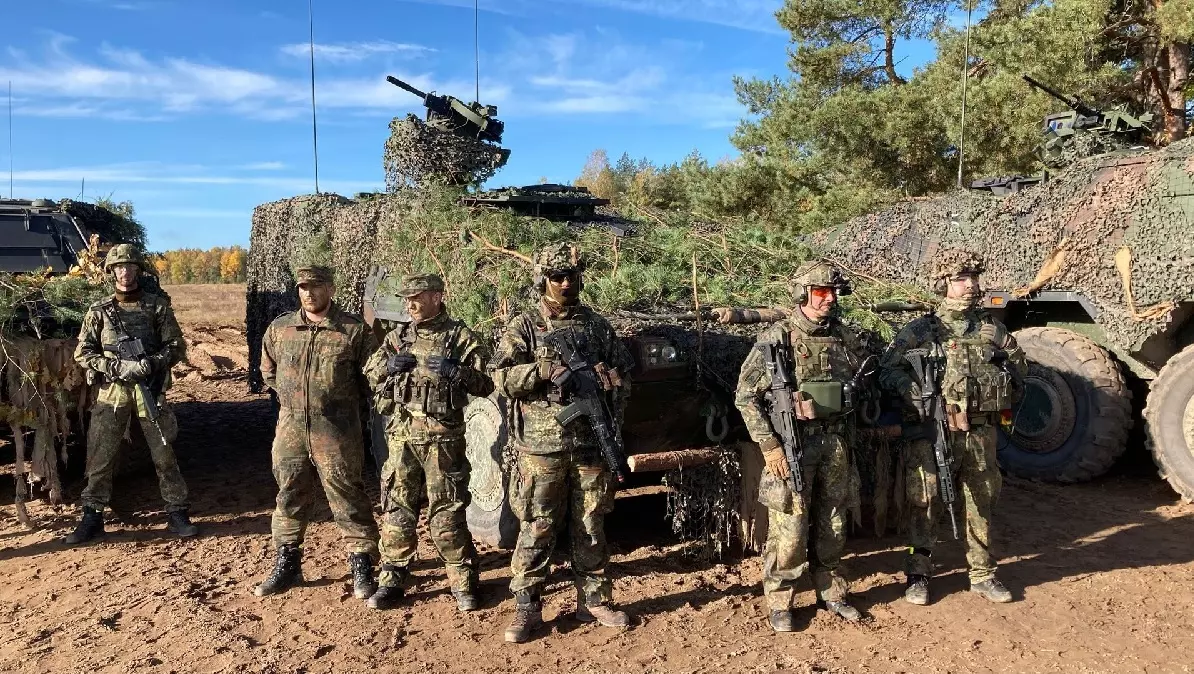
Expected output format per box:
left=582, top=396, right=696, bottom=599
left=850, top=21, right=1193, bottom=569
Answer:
left=0, top=0, right=934, bottom=251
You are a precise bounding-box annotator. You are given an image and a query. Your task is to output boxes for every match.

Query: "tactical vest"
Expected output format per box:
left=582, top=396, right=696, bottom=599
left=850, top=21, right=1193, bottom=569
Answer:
left=786, top=319, right=855, bottom=419
left=940, top=331, right=1014, bottom=413
left=391, top=320, right=465, bottom=420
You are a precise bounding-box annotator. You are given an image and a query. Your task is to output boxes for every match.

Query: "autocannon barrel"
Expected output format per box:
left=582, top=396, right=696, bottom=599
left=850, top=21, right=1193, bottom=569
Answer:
left=1021, top=74, right=1098, bottom=117
left=386, top=75, right=427, bottom=100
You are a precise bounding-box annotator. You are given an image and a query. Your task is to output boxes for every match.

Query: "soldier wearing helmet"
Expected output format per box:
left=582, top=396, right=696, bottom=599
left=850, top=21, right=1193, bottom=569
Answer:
left=878, top=249, right=1027, bottom=606
left=67, top=243, right=197, bottom=544
left=488, top=243, right=635, bottom=643
left=361, top=273, right=494, bottom=613
left=734, top=259, right=868, bottom=632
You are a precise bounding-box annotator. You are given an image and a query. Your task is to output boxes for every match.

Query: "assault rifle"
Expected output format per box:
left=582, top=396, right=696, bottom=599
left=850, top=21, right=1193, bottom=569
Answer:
left=103, top=334, right=168, bottom=446
left=762, top=332, right=804, bottom=494
left=543, top=330, right=628, bottom=484
left=904, top=345, right=959, bottom=540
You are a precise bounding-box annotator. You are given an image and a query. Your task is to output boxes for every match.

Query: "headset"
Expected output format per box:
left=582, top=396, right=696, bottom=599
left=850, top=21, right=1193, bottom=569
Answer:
left=793, top=268, right=853, bottom=305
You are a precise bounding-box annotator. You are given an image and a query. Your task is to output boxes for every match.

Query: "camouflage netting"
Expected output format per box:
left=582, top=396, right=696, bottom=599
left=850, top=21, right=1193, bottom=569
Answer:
left=383, top=116, right=510, bottom=190
left=815, top=136, right=1194, bottom=351
left=59, top=199, right=148, bottom=249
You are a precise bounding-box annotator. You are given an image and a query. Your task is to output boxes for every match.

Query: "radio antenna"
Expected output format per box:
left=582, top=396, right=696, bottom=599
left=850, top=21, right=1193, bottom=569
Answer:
left=308, top=0, right=321, bottom=194
left=7, top=81, right=12, bottom=199
left=955, top=0, right=975, bottom=189
left=474, top=0, right=480, bottom=103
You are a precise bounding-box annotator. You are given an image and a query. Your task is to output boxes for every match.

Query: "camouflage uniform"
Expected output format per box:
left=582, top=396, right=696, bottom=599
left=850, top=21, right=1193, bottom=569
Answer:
left=490, top=245, right=634, bottom=608
left=362, top=274, right=494, bottom=596
left=73, top=246, right=190, bottom=517
left=260, top=268, right=380, bottom=556
left=734, top=265, right=868, bottom=616
left=878, top=251, right=1027, bottom=590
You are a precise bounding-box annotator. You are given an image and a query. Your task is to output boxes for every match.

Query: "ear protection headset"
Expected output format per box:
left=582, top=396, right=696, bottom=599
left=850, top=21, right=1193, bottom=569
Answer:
left=793, top=269, right=853, bottom=305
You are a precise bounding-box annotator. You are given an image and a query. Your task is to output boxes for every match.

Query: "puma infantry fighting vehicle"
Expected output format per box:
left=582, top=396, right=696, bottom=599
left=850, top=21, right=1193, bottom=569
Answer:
left=0, top=198, right=95, bottom=274
left=815, top=75, right=1194, bottom=500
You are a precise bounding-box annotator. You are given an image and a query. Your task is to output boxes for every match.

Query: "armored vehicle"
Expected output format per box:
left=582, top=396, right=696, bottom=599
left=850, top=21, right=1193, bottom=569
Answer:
left=816, top=76, right=1194, bottom=500
left=0, top=198, right=94, bottom=274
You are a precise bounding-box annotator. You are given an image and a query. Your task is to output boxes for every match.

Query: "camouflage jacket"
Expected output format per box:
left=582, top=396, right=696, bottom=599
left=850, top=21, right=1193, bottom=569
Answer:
left=74, top=289, right=185, bottom=407
left=362, top=310, right=494, bottom=439
left=260, top=304, right=377, bottom=419
left=879, top=303, right=1028, bottom=414
left=489, top=301, right=633, bottom=455
left=735, top=308, right=868, bottom=448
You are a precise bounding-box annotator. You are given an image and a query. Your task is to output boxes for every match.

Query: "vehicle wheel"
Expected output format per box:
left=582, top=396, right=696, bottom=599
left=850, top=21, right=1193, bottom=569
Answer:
left=464, top=395, right=518, bottom=549
left=1144, top=344, right=1194, bottom=502
left=997, top=327, right=1132, bottom=482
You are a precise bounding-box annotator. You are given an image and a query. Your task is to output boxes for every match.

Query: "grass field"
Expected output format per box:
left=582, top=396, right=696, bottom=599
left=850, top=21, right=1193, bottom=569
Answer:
left=162, top=283, right=246, bottom=328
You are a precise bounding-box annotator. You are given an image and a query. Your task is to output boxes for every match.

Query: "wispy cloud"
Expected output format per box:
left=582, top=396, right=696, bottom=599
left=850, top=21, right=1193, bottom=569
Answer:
left=406, top=0, right=783, bottom=33
left=137, top=208, right=248, bottom=220
left=10, top=162, right=381, bottom=196
left=240, top=162, right=287, bottom=171
left=279, top=40, right=435, bottom=63
left=0, top=36, right=487, bottom=121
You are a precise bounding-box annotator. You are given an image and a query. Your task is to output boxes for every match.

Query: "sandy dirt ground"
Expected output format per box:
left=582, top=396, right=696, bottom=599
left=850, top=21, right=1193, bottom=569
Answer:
left=1, top=292, right=1192, bottom=674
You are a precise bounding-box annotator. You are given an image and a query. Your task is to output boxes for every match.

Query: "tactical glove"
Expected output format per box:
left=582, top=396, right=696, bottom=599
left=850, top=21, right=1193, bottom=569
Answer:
left=386, top=353, right=417, bottom=376
left=760, top=439, right=791, bottom=480
left=114, top=358, right=152, bottom=383
left=426, top=354, right=460, bottom=382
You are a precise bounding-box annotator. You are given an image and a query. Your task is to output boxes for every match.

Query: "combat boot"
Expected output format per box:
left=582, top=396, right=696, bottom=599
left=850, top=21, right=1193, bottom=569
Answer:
left=367, top=564, right=407, bottom=610
left=453, top=588, right=479, bottom=613
left=166, top=510, right=199, bottom=538
left=503, top=594, right=543, bottom=643
left=348, top=553, right=377, bottom=600
left=904, top=575, right=930, bottom=606
left=253, top=544, right=303, bottom=597
left=769, top=609, right=795, bottom=633
left=970, top=577, right=1013, bottom=604
left=64, top=507, right=105, bottom=545
left=822, top=599, right=863, bottom=622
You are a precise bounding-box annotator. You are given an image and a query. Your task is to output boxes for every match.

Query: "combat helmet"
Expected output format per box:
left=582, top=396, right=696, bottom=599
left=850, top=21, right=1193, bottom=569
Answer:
left=533, top=243, right=585, bottom=293
left=790, top=259, right=851, bottom=304
left=104, top=243, right=144, bottom=273
left=925, top=249, right=985, bottom=295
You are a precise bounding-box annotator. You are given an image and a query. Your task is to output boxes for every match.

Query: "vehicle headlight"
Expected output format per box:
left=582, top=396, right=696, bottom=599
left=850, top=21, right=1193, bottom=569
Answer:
left=661, top=345, right=678, bottom=362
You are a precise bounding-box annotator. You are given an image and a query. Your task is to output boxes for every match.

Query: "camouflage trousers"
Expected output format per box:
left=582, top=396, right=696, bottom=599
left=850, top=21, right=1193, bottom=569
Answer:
left=270, top=409, right=379, bottom=556
left=903, top=420, right=1001, bottom=583
left=80, top=398, right=188, bottom=513
left=377, top=433, right=476, bottom=592
left=508, top=447, right=616, bottom=603
left=757, top=429, right=850, bottom=611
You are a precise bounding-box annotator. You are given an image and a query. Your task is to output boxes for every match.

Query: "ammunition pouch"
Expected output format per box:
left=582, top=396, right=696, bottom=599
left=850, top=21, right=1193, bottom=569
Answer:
left=392, top=375, right=464, bottom=420
left=796, top=380, right=843, bottom=419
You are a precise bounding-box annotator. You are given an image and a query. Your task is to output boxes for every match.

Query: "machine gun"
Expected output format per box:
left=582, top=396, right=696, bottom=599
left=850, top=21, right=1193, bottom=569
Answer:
left=102, top=335, right=168, bottom=447
left=386, top=75, right=505, bottom=144
left=904, top=345, right=960, bottom=540
left=762, top=332, right=804, bottom=494
left=543, top=330, right=628, bottom=484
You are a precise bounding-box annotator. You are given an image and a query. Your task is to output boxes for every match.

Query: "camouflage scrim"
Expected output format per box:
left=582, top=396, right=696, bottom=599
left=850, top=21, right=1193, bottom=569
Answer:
left=103, top=243, right=144, bottom=271
left=533, top=243, right=584, bottom=276
left=362, top=310, right=493, bottom=587
left=73, top=289, right=189, bottom=511
left=734, top=309, right=868, bottom=609
left=488, top=297, right=632, bottom=601
left=261, top=304, right=380, bottom=555
left=926, top=249, right=986, bottom=281
left=397, top=273, right=446, bottom=297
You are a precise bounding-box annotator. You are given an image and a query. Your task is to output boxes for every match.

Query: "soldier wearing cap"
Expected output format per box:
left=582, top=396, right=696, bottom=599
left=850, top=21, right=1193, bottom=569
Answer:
left=734, top=260, right=868, bottom=631
left=878, top=249, right=1026, bottom=606
left=254, top=265, right=381, bottom=601
left=67, top=243, right=197, bottom=544
left=489, top=243, right=635, bottom=643
left=361, top=272, right=494, bottom=612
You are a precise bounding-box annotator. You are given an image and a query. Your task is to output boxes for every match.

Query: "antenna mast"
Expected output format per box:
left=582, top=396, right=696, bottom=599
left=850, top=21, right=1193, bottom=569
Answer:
left=955, top=0, right=974, bottom=189
left=308, top=0, right=321, bottom=194
left=7, top=81, right=12, bottom=199
left=474, top=0, right=480, bottom=103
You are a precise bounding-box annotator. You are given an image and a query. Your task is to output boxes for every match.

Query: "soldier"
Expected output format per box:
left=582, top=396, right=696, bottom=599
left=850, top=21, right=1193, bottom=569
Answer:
left=734, top=260, right=865, bottom=632
left=489, top=243, right=635, bottom=644
left=253, top=266, right=381, bottom=600
left=878, top=250, right=1026, bottom=606
left=362, top=273, right=494, bottom=612
left=66, top=243, right=198, bottom=544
